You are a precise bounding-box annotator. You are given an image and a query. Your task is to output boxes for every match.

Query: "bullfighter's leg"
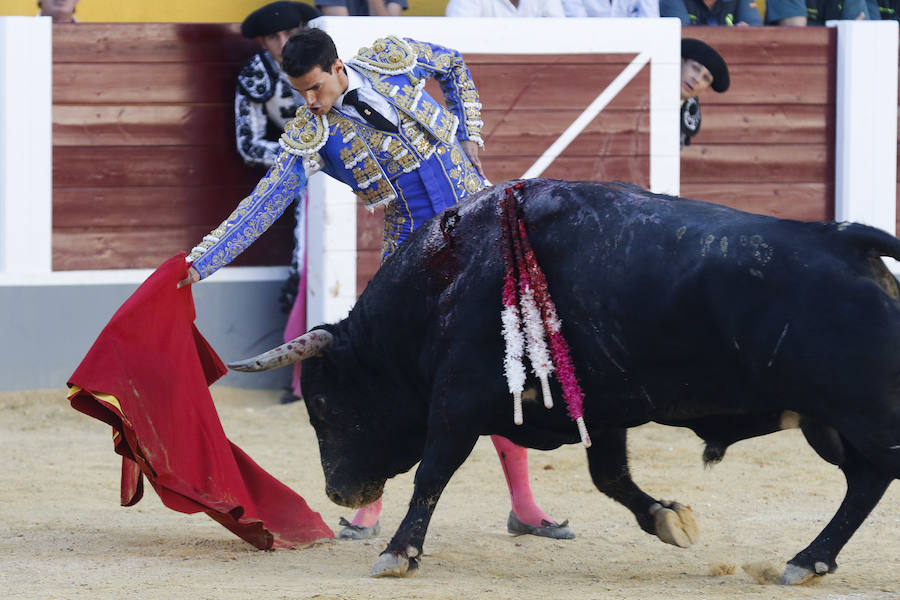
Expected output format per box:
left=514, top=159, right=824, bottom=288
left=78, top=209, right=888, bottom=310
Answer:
left=371, top=432, right=479, bottom=578
left=781, top=443, right=891, bottom=585
left=586, top=427, right=698, bottom=548
left=491, top=435, right=575, bottom=539
left=337, top=497, right=382, bottom=540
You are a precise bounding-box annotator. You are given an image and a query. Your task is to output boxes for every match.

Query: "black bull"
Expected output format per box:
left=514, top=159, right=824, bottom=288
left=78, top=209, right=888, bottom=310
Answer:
left=232, top=179, right=900, bottom=582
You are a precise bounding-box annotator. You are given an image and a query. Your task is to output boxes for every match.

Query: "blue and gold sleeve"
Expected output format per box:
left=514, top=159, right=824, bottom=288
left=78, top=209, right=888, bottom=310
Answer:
left=404, top=38, right=484, bottom=147
left=186, top=150, right=306, bottom=279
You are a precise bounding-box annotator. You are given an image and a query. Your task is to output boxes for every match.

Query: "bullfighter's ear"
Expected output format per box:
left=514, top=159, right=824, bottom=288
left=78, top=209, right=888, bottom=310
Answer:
left=228, top=330, right=334, bottom=372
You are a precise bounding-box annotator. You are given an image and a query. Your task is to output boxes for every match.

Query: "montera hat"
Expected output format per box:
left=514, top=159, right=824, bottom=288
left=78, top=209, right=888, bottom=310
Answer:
left=241, top=1, right=320, bottom=38
left=681, top=38, right=730, bottom=93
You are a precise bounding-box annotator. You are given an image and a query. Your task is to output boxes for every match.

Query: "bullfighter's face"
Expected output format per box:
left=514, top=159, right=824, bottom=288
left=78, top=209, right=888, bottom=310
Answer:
left=288, top=59, right=348, bottom=116
left=300, top=353, right=425, bottom=509
left=681, top=58, right=713, bottom=101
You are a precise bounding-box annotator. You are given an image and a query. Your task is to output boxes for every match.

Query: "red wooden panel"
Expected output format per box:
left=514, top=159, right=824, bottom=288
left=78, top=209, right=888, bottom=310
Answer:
left=53, top=146, right=262, bottom=188
left=471, top=63, right=649, bottom=111
left=483, top=156, right=651, bottom=187
left=54, top=105, right=235, bottom=147
left=52, top=184, right=265, bottom=228
left=685, top=27, right=836, bottom=65
left=690, top=104, right=834, bottom=146
left=357, top=204, right=384, bottom=251
left=681, top=144, right=830, bottom=184
left=52, top=225, right=293, bottom=271
left=52, top=23, right=257, bottom=64
left=680, top=182, right=832, bottom=221
left=54, top=63, right=245, bottom=104
left=698, top=65, right=833, bottom=106
left=357, top=249, right=382, bottom=297
left=466, top=53, right=639, bottom=66
left=483, top=109, right=649, bottom=158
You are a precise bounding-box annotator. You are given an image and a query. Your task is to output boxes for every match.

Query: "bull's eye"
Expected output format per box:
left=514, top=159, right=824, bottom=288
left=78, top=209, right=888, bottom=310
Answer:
left=310, top=394, right=327, bottom=417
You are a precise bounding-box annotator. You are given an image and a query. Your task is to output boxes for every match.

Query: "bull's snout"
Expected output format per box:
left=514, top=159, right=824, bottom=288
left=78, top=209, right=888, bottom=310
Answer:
left=325, top=480, right=386, bottom=509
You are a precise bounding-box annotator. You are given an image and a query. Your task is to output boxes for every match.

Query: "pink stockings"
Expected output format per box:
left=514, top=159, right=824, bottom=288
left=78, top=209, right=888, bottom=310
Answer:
left=349, top=496, right=382, bottom=528
left=349, top=436, right=552, bottom=528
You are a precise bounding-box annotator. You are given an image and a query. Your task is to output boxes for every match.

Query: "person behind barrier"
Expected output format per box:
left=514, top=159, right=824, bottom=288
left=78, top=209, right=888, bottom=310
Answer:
left=236, top=1, right=321, bottom=168
left=680, top=38, right=730, bottom=148
left=561, top=0, right=659, bottom=16
left=764, top=0, right=808, bottom=24
left=316, top=0, right=408, bottom=16
left=446, top=0, right=566, bottom=17
left=806, top=0, right=881, bottom=22
left=38, top=0, right=79, bottom=22
left=661, top=0, right=762, bottom=24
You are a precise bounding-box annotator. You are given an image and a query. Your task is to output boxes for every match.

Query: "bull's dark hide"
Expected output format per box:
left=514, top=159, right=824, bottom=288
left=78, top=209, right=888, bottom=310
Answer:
left=295, top=179, right=900, bottom=582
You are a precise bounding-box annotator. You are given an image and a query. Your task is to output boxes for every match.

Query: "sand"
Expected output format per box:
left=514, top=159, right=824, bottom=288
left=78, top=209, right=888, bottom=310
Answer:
left=1, top=386, right=897, bottom=600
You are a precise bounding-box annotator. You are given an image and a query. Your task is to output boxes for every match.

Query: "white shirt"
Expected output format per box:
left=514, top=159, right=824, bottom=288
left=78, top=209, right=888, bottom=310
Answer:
left=446, top=0, right=566, bottom=17
left=561, top=0, right=659, bottom=17
left=335, top=66, right=400, bottom=127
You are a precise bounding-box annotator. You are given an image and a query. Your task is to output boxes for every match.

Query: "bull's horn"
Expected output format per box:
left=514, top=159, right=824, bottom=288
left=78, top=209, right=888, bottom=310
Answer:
left=227, top=329, right=334, bottom=372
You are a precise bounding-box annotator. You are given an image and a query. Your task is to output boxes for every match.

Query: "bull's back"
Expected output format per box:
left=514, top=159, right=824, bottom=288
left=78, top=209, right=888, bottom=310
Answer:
left=502, top=180, right=900, bottom=421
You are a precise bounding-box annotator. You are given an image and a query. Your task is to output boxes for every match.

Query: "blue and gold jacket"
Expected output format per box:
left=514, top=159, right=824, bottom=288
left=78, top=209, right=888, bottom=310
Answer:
left=188, top=35, right=485, bottom=279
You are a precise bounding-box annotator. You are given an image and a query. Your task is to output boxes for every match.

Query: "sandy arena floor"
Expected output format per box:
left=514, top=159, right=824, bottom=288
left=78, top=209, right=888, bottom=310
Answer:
left=1, top=386, right=897, bottom=600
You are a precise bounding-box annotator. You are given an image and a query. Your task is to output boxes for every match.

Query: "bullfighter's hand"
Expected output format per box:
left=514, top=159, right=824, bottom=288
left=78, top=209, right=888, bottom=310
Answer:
left=177, top=266, right=201, bottom=289
left=461, top=140, right=486, bottom=179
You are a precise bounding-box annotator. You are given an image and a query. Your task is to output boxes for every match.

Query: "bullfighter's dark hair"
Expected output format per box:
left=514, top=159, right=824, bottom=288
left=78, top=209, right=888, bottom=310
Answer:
left=281, top=28, right=339, bottom=78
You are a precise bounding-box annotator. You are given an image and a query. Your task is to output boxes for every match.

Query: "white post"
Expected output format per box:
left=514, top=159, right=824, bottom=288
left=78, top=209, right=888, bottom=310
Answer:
left=648, top=18, right=682, bottom=196
left=305, top=172, right=358, bottom=328
left=0, top=17, right=53, bottom=277
left=829, top=20, right=898, bottom=234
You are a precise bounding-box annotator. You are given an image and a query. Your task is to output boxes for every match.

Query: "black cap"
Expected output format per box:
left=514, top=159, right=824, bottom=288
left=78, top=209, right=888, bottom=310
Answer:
left=241, top=2, right=320, bottom=38
left=681, top=38, right=730, bottom=93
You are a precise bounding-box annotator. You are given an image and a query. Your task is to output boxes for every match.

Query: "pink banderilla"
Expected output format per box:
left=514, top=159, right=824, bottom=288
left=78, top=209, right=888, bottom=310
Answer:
left=499, top=183, right=591, bottom=447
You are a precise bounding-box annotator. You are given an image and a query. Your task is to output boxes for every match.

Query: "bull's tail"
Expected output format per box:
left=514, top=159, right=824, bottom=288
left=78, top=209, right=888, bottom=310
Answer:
left=838, top=222, right=900, bottom=261
left=834, top=222, right=900, bottom=298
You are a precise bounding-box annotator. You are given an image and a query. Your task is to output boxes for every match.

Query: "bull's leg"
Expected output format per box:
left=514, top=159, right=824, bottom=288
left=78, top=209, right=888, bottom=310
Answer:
left=370, top=432, right=479, bottom=578
left=781, top=444, right=891, bottom=584
left=586, top=427, right=698, bottom=548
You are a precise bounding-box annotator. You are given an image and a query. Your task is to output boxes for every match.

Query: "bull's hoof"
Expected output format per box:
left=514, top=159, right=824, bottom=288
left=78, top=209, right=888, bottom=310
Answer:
left=506, top=511, right=576, bottom=540
left=336, top=517, right=381, bottom=540
left=370, top=551, right=418, bottom=578
left=780, top=561, right=831, bottom=585
left=649, top=501, right=698, bottom=548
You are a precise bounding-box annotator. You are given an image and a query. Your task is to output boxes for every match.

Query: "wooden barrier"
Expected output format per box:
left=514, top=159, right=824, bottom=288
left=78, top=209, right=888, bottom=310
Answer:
left=51, top=24, right=291, bottom=271
left=51, top=24, right=860, bottom=288
left=678, top=27, right=836, bottom=223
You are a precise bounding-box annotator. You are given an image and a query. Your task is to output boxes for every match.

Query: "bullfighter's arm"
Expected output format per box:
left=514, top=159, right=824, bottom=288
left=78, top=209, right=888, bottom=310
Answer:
left=185, top=150, right=307, bottom=281
left=403, top=38, right=484, bottom=148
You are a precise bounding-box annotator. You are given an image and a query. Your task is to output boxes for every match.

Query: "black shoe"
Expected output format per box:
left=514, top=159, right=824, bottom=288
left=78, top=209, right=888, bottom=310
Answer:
left=280, top=388, right=301, bottom=404
left=336, top=517, right=381, bottom=540
left=506, top=511, right=575, bottom=539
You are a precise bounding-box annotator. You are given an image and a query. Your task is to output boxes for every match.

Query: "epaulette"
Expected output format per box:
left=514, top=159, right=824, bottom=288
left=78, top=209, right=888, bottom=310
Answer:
left=346, top=35, right=417, bottom=76
left=279, top=105, right=329, bottom=156
left=237, top=52, right=279, bottom=102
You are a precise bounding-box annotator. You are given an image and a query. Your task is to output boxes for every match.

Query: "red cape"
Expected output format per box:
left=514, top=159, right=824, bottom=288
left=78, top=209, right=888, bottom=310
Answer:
left=68, top=254, right=333, bottom=549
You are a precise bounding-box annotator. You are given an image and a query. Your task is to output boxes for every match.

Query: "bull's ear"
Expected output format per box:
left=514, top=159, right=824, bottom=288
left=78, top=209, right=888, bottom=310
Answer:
left=227, top=330, right=334, bottom=372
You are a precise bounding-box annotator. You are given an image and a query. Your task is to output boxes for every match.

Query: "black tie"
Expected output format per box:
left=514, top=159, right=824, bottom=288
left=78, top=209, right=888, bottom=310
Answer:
left=343, top=88, right=398, bottom=133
